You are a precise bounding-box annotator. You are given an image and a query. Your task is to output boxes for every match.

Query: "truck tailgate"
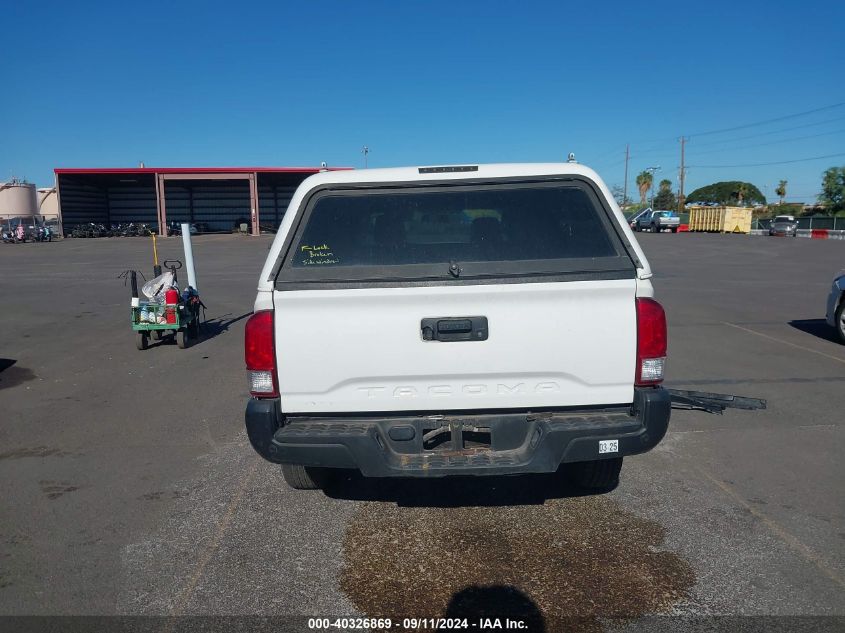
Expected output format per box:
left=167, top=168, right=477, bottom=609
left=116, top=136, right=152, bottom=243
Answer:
left=274, top=279, right=636, bottom=413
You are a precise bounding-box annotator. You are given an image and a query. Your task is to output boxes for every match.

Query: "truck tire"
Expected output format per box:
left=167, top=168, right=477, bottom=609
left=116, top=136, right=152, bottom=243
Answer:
left=177, top=329, right=189, bottom=349
left=836, top=300, right=845, bottom=344
left=281, top=464, right=330, bottom=490
left=670, top=227, right=678, bottom=233
left=570, top=457, right=623, bottom=490
left=136, top=331, right=148, bottom=351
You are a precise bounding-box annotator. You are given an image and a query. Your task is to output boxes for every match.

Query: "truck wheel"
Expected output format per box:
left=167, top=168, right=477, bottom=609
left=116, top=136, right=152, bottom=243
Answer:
left=835, top=300, right=845, bottom=344
left=670, top=227, right=678, bottom=233
left=177, top=329, right=189, bottom=349
left=281, top=464, right=330, bottom=490
left=570, top=457, right=623, bottom=490
left=136, top=331, right=148, bottom=351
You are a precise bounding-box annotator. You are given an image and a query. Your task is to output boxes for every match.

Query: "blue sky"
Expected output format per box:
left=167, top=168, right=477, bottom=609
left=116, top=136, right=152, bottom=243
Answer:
left=3, top=0, right=844, bottom=203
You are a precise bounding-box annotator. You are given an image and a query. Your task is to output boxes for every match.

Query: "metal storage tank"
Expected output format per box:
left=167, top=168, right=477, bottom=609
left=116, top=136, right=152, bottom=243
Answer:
left=37, top=187, right=59, bottom=219
left=0, top=179, right=38, bottom=218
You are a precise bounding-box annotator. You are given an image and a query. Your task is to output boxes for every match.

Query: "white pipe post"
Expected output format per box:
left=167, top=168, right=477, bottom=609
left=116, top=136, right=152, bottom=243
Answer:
left=180, top=223, right=198, bottom=292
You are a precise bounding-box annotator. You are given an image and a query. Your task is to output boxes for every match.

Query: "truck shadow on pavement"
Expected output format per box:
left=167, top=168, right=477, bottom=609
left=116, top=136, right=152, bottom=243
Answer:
left=788, top=319, right=840, bottom=343
left=322, top=468, right=610, bottom=507
left=0, top=358, right=36, bottom=390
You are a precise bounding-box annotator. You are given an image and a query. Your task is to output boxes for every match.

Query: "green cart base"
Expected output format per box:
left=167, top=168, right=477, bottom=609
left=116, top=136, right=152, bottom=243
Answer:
left=132, top=302, right=200, bottom=350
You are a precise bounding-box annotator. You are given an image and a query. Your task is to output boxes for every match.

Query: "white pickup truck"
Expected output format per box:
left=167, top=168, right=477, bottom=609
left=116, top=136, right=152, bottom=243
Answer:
left=245, top=163, right=670, bottom=490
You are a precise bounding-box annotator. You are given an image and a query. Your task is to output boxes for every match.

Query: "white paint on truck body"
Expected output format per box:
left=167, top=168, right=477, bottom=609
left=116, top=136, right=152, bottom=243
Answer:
left=273, top=279, right=638, bottom=412
left=255, top=163, right=656, bottom=413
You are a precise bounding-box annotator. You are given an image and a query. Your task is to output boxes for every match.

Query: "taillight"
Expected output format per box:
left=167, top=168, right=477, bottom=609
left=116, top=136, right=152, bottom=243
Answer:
left=636, top=297, right=667, bottom=386
left=245, top=310, right=278, bottom=397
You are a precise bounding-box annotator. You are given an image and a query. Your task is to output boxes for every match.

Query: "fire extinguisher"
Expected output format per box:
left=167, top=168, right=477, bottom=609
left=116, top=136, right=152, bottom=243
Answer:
left=165, top=287, right=179, bottom=324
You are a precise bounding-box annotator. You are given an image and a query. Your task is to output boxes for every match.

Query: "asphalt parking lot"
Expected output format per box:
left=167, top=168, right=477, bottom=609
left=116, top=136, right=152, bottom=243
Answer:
left=1, top=232, right=843, bottom=630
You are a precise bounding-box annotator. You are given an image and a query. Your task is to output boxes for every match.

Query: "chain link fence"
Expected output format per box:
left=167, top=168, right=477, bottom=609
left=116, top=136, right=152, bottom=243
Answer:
left=753, top=217, right=845, bottom=230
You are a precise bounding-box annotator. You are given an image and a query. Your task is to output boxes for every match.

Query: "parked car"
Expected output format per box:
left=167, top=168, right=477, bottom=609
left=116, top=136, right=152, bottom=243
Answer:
left=635, top=210, right=680, bottom=233
left=769, top=215, right=798, bottom=237
left=244, top=163, right=670, bottom=492
left=825, top=271, right=845, bottom=343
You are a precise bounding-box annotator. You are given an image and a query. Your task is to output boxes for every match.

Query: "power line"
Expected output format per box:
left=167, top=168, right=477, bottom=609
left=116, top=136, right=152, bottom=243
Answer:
left=688, top=102, right=845, bottom=138
left=687, top=152, right=845, bottom=169
left=688, top=115, right=845, bottom=149
left=590, top=146, right=627, bottom=164
left=688, top=128, right=845, bottom=157
left=591, top=103, right=845, bottom=161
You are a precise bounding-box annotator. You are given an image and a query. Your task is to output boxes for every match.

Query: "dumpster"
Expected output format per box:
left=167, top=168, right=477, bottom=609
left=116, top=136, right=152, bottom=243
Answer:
left=687, top=206, right=753, bottom=234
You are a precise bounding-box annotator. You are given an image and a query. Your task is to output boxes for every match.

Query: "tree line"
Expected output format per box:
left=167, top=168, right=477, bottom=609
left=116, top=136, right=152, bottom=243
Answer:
left=617, top=166, right=845, bottom=214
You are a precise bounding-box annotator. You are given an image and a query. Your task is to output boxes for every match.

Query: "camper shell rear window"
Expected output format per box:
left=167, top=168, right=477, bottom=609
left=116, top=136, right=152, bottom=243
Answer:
left=275, top=178, right=637, bottom=287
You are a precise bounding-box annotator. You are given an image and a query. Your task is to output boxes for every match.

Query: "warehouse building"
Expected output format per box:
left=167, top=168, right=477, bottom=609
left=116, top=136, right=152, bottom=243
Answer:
left=55, top=166, right=345, bottom=236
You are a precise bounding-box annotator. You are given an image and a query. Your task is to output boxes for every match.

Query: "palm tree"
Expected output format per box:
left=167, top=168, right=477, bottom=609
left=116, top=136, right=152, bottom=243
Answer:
left=658, top=178, right=672, bottom=193
left=775, top=180, right=787, bottom=205
left=736, top=183, right=748, bottom=205
left=636, top=171, right=653, bottom=206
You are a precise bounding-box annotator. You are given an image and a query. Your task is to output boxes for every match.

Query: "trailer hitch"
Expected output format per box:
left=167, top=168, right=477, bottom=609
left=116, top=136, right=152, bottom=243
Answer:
left=667, top=389, right=767, bottom=414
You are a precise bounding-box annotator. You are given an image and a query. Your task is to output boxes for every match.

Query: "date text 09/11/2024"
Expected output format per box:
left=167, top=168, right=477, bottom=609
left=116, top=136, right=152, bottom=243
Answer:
left=307, top=617, right=529, bottom=630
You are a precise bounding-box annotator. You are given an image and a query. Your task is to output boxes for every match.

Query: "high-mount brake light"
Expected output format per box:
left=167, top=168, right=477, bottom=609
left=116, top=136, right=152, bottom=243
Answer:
left=418, top=165, right=478, bottom=174
left=245, top=310, right=278, bottom=397
left=636, top=298, right=667, bottom=386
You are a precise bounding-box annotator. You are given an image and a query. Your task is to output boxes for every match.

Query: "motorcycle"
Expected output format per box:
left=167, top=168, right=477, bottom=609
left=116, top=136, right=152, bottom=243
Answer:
left=34, top=225, right=53, bottom=242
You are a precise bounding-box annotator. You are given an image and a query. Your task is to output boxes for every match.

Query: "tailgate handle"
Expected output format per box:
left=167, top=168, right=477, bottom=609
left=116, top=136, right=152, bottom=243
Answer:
left=421, top=317, right=488, bottom=342
left=439, top=319, right=472, bottom=333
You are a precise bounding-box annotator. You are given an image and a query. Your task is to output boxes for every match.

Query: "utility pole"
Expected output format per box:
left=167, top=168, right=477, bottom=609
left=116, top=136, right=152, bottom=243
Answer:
left=622, top=144, right=630, bottom=210
left=361, top=146, right=369, bottom=169
left=677, top=136, right=686, bottom=213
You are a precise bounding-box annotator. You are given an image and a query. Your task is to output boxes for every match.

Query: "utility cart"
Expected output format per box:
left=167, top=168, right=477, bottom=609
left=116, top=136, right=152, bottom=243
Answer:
left=131, top=260, right=201, bottom=350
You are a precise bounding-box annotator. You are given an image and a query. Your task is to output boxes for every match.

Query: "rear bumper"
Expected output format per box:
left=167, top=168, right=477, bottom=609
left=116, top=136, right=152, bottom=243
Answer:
left=244, top=387, right=670, bottom=477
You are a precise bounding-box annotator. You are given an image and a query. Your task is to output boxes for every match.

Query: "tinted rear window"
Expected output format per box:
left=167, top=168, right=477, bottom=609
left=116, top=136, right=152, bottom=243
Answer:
left=276, top=180, right=637, bottom=285
left=292, top=185, right=617, bottom=268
